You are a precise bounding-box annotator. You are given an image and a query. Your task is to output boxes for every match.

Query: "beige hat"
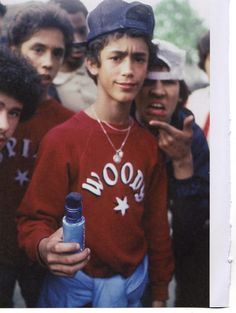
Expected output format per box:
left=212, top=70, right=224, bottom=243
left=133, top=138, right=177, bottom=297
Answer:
left=147, top=39, right=186, bottom=80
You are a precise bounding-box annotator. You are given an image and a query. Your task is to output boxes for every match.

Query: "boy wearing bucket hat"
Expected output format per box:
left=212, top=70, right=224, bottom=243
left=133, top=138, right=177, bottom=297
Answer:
left=135, top=39, right=209, bottom=307
left=17, top=0, right=174, bottom=307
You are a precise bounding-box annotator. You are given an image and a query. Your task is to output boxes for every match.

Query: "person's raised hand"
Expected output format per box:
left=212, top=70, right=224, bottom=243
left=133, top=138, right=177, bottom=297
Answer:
left=150, top=115, right=194, bottom=179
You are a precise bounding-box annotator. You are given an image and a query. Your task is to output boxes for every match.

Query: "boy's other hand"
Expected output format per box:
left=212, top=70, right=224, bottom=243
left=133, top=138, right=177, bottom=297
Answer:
left=149, top=115, right=194, bottom=179
left=149, top=115, right=193, bottom=162
left=38, top=227, right=91, bottom=277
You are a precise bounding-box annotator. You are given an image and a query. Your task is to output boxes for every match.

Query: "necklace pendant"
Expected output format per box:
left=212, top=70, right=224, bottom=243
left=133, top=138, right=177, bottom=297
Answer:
left=92, top=107, right=132, bottom=165
left=113, top=151, right=122, bottom=163
left=118, top=150, right=123, bottom=159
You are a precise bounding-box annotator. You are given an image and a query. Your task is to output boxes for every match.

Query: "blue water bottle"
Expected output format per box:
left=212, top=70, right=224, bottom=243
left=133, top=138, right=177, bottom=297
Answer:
left=62, top=192, right=85, bottom=251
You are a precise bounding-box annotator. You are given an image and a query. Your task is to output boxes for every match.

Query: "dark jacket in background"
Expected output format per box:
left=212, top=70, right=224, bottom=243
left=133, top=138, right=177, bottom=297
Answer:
left=168, top=107, right=209, bottom=307
left=133, top=105, right=209, bottom=307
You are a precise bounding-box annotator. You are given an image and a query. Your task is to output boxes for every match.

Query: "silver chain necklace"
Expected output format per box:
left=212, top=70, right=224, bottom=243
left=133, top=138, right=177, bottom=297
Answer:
left=92, top=107, right=133, bottom=163
left=103, top=121, right=131, bottom=132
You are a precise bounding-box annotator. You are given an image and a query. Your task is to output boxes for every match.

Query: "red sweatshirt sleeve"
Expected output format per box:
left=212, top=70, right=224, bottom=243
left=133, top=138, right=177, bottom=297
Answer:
left=17, top=126, right=76, bottom=262
left=144, top=151, right=174, bottom=302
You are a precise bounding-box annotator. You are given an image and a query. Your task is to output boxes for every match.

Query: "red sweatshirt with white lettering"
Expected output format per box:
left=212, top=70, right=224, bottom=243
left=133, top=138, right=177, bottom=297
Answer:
left=17, top=111, right=174, bottom=301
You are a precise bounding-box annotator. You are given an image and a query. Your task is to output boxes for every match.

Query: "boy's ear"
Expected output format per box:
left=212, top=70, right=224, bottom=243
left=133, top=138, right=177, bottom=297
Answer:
left=10, top=45, right=17, bottom=52
left=10, top=45, right=21, bottom=56
left=85, top=58, right=99, bottom=76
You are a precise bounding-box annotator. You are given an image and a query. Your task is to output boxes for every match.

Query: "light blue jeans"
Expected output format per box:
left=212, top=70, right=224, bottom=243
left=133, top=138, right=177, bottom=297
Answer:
left=38, top=256, right=148, bottom=308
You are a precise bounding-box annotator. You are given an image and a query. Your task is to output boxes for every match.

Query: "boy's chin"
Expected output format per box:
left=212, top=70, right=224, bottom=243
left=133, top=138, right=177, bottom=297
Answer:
left=119, top=94, right=139, bottom=104
left=41, top=80, right=52, bottom=90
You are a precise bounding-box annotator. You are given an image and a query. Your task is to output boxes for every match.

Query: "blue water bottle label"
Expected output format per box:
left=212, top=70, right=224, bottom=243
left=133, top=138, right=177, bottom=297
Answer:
left=63, top=216, right=85, bottom=251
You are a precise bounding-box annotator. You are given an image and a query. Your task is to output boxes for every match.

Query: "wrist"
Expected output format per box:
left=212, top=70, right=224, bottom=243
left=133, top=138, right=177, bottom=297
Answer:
left=37, top=237, right=49, bottom=267
left=172, top=153, right=193, bottom=179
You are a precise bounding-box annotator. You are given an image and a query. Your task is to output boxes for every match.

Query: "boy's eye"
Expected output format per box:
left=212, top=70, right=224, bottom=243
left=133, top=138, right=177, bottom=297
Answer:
left=134, top=56, right=146, bottom=64
left=33, top=45, right=44, bottom=53
left=144, top=79, right=155, bottom=86
left=163, top=80, right=178, bottom=85
left=34, top=47, right=42, bottom=53
left=53, top=48, right=64, bottom=59
left=78, top=26, right=87, bottom=37
left=110, top=56, right=121, bottom=62
left=9, top=110, right=21, bottom=119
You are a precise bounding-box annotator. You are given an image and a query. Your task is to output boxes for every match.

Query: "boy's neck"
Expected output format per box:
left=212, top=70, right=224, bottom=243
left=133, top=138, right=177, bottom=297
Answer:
left=42, top=86, right=49, bottom=102
left=89, top=101, right=131, bottom=125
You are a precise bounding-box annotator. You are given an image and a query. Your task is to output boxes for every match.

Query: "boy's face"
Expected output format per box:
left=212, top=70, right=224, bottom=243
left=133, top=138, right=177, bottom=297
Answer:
left=136, top=65, right=180, bottom=124
left=66, top=11, right=87, bottom=68
left=89, top=35, right=149, bottom=105
left=20, top=27, right=65, bottom=91
left=0, top=93, right=22, bottom=151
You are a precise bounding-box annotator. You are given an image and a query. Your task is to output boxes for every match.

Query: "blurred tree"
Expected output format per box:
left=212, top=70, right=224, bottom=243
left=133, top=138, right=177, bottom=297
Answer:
left=154, top=0, right=208, bottom=64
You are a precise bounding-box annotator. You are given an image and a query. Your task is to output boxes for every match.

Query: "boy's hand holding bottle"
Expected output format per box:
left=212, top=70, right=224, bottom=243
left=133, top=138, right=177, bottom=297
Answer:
left=38, top=192, right=90, bottom=277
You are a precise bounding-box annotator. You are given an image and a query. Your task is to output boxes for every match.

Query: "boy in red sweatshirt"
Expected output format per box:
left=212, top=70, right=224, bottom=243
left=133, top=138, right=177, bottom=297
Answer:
left=17, top=0, right=174, bottom=307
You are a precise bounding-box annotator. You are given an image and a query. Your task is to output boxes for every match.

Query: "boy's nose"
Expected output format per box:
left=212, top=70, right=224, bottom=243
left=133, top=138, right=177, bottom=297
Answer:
left=73, top=32, right=84, bottom=44
left=121, top=59, right=133, bottom=76
left=42, top=52, right=53, bottom=69
left=0, top=111, right=10, bottom=133
left=150, top=80, right=166, bottom=96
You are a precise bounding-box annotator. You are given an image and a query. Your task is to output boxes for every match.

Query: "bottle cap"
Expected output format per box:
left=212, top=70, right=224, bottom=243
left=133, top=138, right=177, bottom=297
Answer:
left=65, top=192, right=82, bottom=222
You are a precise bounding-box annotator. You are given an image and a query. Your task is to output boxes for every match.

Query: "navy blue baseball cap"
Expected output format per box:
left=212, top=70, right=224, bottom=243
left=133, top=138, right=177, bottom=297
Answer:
left=87, top=0, right=155, bottom=42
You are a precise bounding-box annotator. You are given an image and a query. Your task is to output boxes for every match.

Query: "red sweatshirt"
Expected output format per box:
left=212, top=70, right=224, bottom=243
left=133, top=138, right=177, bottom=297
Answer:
left=17, top=111, right=174, bottom=301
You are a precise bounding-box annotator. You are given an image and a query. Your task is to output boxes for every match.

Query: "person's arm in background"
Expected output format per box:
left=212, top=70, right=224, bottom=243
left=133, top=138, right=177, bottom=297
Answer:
left=150, top=113, right=209, bottom=253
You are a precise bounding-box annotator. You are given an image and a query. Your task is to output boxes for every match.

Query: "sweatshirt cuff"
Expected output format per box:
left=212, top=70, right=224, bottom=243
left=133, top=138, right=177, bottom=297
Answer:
left=151, top=283, right=169, bottom=302
left=36, top=237, right=49, bottom=268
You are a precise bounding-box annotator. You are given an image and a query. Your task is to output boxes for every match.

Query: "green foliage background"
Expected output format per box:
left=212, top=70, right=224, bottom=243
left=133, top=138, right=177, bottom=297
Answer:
left=153, top=0, right=208, bottom=64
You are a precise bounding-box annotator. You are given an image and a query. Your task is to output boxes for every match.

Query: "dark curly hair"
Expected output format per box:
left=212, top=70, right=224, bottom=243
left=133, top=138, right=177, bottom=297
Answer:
left=8, top=3, right=74, bottom=59
left=49, top=0, right=88, bottom=16
left=0, top=47, right=43, bottom=122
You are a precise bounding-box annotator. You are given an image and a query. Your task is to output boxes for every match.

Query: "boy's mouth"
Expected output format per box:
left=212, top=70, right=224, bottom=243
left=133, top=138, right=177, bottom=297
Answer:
left=145, top=102, right=167, bottom=118
left=40, top=74, right=52, bottom=85
left=148, top=103, right=165, bottom=110
left=116, top=82, right=137, bottom=90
